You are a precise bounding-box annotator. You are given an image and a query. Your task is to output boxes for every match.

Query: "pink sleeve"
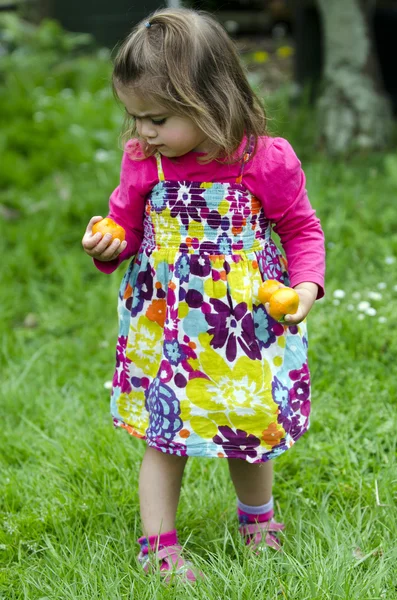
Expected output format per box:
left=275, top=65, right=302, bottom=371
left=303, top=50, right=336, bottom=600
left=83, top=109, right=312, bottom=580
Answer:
left=248, top=138, right=325, bottom=299
left=93, top=143, right=154, bottom=274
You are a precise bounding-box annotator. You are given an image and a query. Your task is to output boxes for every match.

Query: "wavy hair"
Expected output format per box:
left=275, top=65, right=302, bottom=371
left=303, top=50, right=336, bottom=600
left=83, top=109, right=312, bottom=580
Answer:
left=112, top=7, right=267, bottom=162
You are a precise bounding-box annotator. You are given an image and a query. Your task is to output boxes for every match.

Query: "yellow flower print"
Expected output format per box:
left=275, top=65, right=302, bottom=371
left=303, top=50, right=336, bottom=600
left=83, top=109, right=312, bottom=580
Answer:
left=187, top=220, right=204, bottom=240
left=203, top=277, right=226, bottom=299
left=185, top=333, right=283, bottom=440
left=117, top=390, right=148, bottom=434
left=126, top=315, right=163, bottom=376
left=227, top=260, right=261, bottom=306
left=151, top=208, right=179, bottom=252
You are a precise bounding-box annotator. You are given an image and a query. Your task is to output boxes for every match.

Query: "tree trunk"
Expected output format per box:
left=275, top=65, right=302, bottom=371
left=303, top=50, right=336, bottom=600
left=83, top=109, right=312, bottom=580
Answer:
left=316, top=0, right=392, bottom=154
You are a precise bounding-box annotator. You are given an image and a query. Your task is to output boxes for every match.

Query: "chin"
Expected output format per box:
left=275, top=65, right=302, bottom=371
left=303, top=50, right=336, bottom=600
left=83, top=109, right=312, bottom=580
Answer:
left=160, top=148, right=179, bottom=157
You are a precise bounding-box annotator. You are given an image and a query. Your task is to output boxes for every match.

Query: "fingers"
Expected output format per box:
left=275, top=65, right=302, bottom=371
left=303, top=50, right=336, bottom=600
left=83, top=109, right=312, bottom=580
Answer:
left=85, top=215, right=104, bottom=234
left=284, top=309, right=305, bottom=325
left=82, top=216, right=127, bottom=261
left=264, top=302, right=305, bottom=326
left=97, top=237, right=127, bottom=261
left=82, top=216, right=104, bottom=250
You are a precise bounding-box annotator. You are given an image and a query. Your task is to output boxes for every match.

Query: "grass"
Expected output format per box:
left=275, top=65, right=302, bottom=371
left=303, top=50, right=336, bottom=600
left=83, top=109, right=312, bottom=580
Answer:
left=1, top=43, right=397, bottom=599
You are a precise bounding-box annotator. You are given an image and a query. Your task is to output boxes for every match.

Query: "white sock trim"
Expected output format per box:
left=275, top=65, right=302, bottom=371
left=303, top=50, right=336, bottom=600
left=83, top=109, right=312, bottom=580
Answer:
left=237, top=496, right=274, bottom=515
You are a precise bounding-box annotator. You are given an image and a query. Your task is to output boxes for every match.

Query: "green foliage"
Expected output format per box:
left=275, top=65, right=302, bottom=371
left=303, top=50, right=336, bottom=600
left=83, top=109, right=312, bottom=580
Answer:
left=0, top=15, right=121, bottom=197
left=1, top=16, right=397, bottom=599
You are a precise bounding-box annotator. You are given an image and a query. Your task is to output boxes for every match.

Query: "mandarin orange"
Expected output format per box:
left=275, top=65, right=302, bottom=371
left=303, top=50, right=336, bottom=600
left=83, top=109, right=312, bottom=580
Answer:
left=92, top=218, right=125, bottom=242
left=258, top=279, right=281, bottom=304
left=268, top=287, right=299, bottom=321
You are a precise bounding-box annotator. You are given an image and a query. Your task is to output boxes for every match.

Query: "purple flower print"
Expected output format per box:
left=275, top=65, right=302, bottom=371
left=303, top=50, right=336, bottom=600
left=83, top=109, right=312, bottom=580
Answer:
left=164, top=181, right=206, bottom=227
left=290, top=380, right=310, bottom=404
left=164, top=340, right=186, bottom=366
left=289, top=363, right=311, bottom=418
left=272, top=376, right=297, bottom=433
left=142, top=213, right=156, bottom=248
left=159, top=359, right=173, bottom=383
left=206, top=210, right=222, bottom=230
left=190, top=254, right=211, bottom=277
left=206, top=298, right=261, bottom=361
left=226, top=186, right=251, bottom=219
left=272, top=368, right=310, bottom=439
left=277, top=403, right=301, bottom=439
left=198, top=240, right=219, bottom=254
left=130, top=262, right=154, bottom=317
left=257, top=245, right=287, bottom=282
left=148, top=438, right=188, bottom=457
left=146, top=379, right=183, bottom=441
left=112, top=335, right=132, bottom=394
left=213, top=426, right=261, bottom=460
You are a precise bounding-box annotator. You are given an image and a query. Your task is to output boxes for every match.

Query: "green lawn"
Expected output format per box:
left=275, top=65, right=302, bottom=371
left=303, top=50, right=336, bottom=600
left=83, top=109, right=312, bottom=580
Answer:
left=1, top=17, right=397, bottom=600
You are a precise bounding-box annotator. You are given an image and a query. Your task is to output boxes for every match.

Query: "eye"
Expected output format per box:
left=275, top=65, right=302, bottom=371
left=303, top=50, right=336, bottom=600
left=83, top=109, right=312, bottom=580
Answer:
left=151, top=118, right=166, bottom=126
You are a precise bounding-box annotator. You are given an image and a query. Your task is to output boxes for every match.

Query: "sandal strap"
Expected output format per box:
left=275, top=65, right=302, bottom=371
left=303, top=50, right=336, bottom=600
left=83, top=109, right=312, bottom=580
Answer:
left=239, top=520, right=285, bottom=537
left=156, top=544, right=185, bottom=570
left=155, top=545, right=198, bottom=582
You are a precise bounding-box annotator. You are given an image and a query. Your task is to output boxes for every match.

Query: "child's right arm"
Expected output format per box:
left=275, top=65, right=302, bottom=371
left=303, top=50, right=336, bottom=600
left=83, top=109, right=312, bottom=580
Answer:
left=82, top=145, right=151, bottom=274
left=82, top=215, right=128, bottom=262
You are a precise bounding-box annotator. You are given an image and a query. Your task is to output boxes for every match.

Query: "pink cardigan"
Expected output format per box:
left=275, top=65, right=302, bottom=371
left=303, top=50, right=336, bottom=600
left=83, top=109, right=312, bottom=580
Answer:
left=94, top=136, right=325, bottom=298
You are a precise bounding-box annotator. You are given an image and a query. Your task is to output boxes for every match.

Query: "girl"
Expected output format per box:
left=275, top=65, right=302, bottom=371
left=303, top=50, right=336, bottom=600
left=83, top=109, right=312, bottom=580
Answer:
left=82, top=8, right=325, bottom=582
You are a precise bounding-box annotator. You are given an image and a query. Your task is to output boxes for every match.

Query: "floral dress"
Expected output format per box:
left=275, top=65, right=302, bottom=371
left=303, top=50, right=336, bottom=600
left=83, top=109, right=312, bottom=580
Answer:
left=111, top=142, right=310, bottom=463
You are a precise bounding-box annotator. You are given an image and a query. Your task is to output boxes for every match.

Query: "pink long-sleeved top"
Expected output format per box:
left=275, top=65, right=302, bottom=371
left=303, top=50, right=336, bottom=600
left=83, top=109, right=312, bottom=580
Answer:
left=94, top=136, right=325, bottom=298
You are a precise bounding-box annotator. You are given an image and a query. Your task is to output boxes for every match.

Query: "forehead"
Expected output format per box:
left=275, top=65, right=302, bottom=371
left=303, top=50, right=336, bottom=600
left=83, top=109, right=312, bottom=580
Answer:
left=116, top=87, right=167, bottom=117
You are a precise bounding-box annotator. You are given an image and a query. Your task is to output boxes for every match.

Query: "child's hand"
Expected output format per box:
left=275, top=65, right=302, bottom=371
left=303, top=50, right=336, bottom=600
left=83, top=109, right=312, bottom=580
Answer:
left=265, top=282, right=318, bottom=326
left=82, top=216, right=127, bottom=262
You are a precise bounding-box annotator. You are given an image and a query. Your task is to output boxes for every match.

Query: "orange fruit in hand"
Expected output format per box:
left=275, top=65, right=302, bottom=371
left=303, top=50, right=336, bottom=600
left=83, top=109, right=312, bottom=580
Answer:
left=92, top=218, right=125, bottom=242
left=258, top=279, right=281, bottom=304
left=268, top=287, right=299, bottom=322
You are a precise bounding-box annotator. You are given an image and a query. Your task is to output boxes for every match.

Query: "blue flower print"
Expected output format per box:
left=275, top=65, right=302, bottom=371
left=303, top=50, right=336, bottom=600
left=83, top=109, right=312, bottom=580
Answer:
left=150, top=185, right=167, bottom=213
left=272, top=376, right=289, bottom=411
left=184, top=431, right=219, bottom=457
left=217, top=232, right=232, bottom=254
left=253, top=304, right=276, bottom=349
left=283, top=336, right=306, bottom=372
left=175, top=254, right=190, bottom=282
left=146, top=379, right=183, bottom=441
left=164, top=341, right=185, bottom=365
left=202, top=183, right=226, bottom=209
left=182, top=310, right=208, bottom=338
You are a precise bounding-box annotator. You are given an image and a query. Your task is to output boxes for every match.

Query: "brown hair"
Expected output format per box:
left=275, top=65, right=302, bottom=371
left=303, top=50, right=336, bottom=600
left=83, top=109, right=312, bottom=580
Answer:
left=112, top=7, right=267, bottom=162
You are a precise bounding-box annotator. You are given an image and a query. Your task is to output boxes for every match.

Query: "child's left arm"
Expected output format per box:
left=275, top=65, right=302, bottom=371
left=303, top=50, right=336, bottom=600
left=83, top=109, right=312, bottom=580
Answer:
left=285, top=281, right=318, bottom=324
left=257, top=138, right=326, bottom=312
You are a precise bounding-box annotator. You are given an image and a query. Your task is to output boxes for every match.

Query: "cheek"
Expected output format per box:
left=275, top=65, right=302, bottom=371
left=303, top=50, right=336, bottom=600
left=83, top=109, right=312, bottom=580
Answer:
left=164, top=126, right=194, bottom=147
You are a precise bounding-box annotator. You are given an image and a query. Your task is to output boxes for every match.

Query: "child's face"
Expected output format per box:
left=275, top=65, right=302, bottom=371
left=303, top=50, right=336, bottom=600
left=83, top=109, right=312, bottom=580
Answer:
left=117, top=87, right=209, bottom=157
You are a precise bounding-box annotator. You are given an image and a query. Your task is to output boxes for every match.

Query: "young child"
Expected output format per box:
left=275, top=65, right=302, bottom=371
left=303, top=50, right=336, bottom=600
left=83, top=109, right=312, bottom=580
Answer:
left=82, top=7, right=325, bottom=582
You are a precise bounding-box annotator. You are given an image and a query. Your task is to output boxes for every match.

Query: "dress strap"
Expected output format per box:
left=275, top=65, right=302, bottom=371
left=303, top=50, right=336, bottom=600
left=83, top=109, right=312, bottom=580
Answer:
left=236, top=135, right=255, bottom=184
left=155, top=152, right=165, bottom=182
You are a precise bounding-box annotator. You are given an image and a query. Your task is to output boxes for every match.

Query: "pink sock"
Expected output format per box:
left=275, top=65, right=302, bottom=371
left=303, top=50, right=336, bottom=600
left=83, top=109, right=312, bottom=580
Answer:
left=237, top=507, right=274, bottom=523
left=138, top=529, right=178, bottom=555
left=237, top=497, right=274, bottom=524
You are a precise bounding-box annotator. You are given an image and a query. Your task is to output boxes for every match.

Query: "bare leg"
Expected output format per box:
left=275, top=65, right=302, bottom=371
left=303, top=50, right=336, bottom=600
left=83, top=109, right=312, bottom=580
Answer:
left=139, top=446, right=188, bottom=537
left=227, top=459, right=273, bottom=506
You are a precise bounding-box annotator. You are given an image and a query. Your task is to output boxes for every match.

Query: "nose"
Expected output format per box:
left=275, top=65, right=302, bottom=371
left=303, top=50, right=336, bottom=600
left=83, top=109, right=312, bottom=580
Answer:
left=138, top=119, right=157, bottom=140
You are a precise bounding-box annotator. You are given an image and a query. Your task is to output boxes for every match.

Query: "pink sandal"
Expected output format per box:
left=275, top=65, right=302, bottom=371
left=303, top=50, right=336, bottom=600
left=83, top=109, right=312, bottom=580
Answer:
left=138, top=543, right=200, bottom=583
left=239, top=520, right=285, bottom=552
